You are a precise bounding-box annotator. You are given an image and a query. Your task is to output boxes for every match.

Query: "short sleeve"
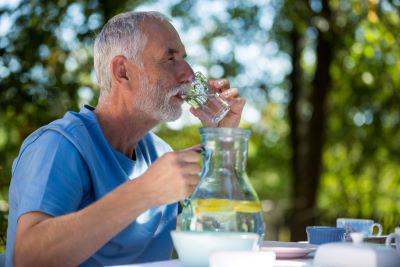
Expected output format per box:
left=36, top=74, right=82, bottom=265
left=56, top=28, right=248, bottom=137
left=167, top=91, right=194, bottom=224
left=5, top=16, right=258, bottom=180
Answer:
left=11, top=129, right=89, bottom=218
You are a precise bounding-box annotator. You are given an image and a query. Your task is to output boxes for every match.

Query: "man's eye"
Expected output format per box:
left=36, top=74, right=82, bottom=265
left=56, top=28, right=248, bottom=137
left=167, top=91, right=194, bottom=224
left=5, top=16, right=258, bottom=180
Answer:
left=168, top=57, right=175, bottom=62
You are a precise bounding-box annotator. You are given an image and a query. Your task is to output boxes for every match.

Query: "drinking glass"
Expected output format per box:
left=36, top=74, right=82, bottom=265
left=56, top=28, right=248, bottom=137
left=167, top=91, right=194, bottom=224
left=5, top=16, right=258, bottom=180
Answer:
left=183, top=72, right=230, bottom=124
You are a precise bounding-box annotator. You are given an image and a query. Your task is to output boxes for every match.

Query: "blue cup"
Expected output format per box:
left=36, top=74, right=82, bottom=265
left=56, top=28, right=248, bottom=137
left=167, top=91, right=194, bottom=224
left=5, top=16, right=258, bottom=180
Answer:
left=306, top=226, right=346, bottom=245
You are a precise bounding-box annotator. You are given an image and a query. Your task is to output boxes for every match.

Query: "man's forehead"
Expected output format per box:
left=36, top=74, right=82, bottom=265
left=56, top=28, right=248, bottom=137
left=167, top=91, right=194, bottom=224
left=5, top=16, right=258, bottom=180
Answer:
left=141, top=18, right=186, bottom=56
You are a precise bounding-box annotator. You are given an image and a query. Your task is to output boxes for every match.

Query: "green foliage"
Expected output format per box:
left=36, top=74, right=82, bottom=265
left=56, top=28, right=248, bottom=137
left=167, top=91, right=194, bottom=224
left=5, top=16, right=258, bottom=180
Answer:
left=319, top=1, right=400, bottom=231
left=1, top=0, right=400, bottom=251
left=273, top=0, right=400, bottom=232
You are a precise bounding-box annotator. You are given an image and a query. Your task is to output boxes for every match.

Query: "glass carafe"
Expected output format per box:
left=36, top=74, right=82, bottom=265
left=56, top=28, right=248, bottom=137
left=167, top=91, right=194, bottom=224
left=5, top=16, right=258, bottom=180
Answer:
left=180, top=128, right=265, bottom=239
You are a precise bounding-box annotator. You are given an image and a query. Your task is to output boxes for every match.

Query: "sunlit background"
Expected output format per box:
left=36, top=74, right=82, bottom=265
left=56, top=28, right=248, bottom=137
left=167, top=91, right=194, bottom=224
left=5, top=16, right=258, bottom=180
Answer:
left=1, top=0, right=400, bottom=251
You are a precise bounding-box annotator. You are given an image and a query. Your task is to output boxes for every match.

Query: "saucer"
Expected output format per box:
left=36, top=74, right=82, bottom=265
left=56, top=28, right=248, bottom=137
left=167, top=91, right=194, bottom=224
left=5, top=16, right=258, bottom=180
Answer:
left=260, top=241, right=318, bottom=259
left=362, top=236, right=388, bottom=244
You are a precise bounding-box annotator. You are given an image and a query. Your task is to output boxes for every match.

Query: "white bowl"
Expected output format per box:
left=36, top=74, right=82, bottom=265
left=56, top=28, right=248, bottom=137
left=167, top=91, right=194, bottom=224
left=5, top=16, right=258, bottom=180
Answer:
left=171, top=231, right=260, bottom=267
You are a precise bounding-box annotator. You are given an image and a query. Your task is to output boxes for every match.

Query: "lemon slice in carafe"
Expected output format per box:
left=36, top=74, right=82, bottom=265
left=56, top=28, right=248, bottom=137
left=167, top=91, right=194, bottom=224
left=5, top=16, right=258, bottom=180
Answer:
left=193, top=199, right=262, bottom=213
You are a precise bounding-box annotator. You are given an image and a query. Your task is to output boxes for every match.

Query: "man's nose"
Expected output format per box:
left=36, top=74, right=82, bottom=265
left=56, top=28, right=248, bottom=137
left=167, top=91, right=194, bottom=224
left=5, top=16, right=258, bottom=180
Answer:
left=179, top=60, right=195, bottom=84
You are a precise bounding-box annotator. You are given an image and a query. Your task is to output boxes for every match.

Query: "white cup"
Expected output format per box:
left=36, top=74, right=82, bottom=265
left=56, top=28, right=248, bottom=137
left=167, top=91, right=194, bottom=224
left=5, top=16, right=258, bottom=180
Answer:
left=337, top=218, right=382, bottom=240
left=386, top=227, right=400, bottom=253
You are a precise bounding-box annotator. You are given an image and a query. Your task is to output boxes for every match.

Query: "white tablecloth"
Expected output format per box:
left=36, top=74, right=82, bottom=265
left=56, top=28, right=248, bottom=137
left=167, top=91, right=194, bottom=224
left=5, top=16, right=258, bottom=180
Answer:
left=110, top=258, right=314, bottom=267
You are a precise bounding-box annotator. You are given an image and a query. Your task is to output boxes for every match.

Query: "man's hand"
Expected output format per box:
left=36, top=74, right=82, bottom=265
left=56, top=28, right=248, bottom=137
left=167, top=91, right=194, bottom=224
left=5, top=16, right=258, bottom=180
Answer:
left=140, top=145, right=201, bottom=205
left=190, top=79, right=246, bottom=128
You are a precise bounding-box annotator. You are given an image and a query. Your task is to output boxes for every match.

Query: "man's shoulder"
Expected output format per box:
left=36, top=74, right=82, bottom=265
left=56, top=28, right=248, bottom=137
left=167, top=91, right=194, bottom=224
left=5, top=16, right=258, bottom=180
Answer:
left=47, top=110, right=93, bottom=137
left=12, top=123, right=83, bottom=177
left=21, top=110, right=89, bottom=150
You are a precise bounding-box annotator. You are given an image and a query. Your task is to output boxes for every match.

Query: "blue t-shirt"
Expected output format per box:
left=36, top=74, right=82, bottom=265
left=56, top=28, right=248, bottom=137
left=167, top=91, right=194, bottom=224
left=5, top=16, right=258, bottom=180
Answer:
left=5, top=105, right=177, bottom=267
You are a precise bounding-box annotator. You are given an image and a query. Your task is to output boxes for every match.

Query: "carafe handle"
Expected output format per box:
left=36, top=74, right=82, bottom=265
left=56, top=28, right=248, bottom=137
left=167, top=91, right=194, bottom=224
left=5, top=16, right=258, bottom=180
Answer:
left=181, top=198, right=191, bottom=208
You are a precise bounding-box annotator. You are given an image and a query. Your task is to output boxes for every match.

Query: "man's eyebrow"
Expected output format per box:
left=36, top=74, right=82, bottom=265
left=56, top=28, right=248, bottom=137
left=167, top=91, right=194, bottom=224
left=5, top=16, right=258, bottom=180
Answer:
left=166, top=48, right=187, bottom=58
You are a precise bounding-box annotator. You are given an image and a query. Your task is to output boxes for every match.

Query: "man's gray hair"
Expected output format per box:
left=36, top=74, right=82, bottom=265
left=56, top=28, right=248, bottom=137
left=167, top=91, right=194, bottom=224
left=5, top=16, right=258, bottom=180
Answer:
left=94, top=11, right=169, bottom=95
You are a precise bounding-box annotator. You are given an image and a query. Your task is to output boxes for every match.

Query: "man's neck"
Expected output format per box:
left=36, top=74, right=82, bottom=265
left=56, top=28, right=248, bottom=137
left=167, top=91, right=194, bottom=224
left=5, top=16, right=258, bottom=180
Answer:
left=94, top=97, right=159, bottom=159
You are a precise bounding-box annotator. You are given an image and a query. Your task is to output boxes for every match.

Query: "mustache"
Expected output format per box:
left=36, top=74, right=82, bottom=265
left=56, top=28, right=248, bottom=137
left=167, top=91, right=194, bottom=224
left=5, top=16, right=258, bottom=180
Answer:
left=168, top=83, right=191, bottom=97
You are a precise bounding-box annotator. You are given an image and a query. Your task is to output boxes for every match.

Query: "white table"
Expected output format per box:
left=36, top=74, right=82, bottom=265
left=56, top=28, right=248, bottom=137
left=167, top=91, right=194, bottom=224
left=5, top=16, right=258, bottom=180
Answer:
left=111, top=258, right=314, bottom=267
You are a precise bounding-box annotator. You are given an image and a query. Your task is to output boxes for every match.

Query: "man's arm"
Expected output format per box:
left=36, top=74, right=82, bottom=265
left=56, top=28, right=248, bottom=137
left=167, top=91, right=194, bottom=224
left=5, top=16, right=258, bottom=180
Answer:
left=14, top=149, right=200, bottom=267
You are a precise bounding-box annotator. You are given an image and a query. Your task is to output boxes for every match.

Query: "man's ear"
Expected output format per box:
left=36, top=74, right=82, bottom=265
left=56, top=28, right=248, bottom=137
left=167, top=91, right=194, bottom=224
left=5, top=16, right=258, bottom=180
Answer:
left=110, top=55, right=129, bottom=86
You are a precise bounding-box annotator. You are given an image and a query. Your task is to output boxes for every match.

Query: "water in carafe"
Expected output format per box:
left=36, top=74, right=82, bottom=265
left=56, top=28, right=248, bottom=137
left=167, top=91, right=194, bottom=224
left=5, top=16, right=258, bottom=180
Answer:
left=180, top=128, right=265, bottom=239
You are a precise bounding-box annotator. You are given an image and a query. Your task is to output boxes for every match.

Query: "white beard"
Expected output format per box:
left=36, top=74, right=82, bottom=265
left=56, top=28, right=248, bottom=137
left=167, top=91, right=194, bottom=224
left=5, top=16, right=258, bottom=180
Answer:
left=136, top=74, right=187, bottom=122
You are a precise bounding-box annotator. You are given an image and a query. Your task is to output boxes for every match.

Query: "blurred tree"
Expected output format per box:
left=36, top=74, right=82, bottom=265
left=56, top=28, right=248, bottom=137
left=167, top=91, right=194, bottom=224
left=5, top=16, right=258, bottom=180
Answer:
left=273, top=0, right=400, bottom=240
left=272, top=0, right=338, bottom=241
left=319, top=0, right=400, bottom=233
left=1, top=0, right=400, bottom=252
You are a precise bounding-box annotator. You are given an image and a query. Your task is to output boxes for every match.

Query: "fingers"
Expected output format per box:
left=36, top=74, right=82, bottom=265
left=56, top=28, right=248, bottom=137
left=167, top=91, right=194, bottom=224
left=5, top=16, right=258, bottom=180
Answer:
left=192, top=75, right=247, bottom=128
left=181, top=144, right=202, bottom=153
left=217, top=97, right=246, bottom=128
left=208, top=79, right=230, bottom=93
left=185, top=173, right=200, bottom=186
left=183, top=174, right=200, bottom=196
left=176, top=149, right=200, bottom=163
left=227, top=97, right=246, bottom=114
left=144, top=147, right=203, bottom=205
left=179, top=161, right=201, bottom=174
left=189, top=107, right=218, bottom=127
left=220, top=88, right=239, bottom=99
left=184, top=183, right=197, bottom=197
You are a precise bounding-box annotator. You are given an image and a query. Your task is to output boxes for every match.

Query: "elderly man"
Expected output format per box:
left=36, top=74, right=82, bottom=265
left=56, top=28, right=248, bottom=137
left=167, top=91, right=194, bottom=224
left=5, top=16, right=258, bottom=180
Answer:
left=5, top=11, right=245, bottom=267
